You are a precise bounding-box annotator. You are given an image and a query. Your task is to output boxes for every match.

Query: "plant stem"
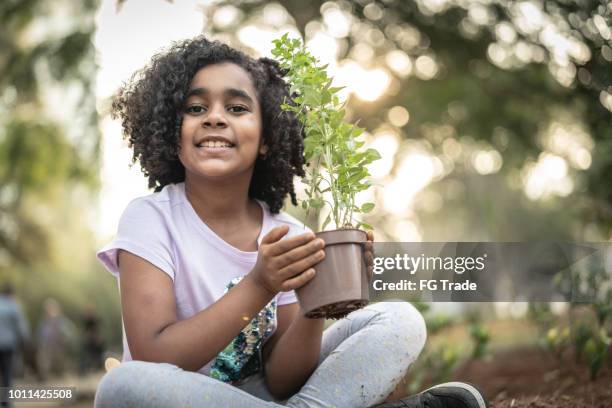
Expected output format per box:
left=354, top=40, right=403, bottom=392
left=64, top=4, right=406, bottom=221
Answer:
left=323, top=143, right=339, bottom=227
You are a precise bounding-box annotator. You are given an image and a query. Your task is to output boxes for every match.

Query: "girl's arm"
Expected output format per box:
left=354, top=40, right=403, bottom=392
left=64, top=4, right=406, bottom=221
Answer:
left=119, top=249, right=275, bottom=372
left=118, top=225, right=325, bottom=372
left=263, top=303, right=324, bottom=399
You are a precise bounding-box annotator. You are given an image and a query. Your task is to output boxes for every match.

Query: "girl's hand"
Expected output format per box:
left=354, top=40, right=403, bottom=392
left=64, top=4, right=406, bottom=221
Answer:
left=250, top=225, right=325, bottom=295
left=364, top=230, right=375, bottom=282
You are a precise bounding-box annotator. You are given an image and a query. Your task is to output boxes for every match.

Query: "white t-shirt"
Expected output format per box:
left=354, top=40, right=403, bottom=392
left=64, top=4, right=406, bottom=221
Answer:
left=97, top=182, right=308, bottom=380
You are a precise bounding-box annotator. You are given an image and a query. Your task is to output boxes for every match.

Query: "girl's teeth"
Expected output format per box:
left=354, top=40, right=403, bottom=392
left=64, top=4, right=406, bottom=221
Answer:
left=199, top=142, right=232, bottom=148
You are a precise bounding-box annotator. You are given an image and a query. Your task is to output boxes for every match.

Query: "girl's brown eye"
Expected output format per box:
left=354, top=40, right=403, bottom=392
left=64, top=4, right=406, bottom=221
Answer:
left=229, top=105, right=248, bottom=113
left=186, top=105, right=205, bottom=114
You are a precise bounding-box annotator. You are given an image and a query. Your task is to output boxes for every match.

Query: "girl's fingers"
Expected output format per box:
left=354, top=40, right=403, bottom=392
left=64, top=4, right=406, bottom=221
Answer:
left=267, top=231, right=317, bottom=256
left=367, top=266, right=373, bottom=282
left=281, top=268, right=316, bottom=291
left=364, top=251, right=373, bottom=268
left=279, top=250, right=325, bottom=279
left=364, top=233, right=375, bottom=267
left=277, top=238, right=324, bottom=267
left=261, top=225, right=290, bottom=245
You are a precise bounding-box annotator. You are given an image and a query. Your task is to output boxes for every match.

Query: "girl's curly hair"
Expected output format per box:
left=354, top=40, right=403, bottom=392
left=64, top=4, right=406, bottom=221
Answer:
left=111, top=36, right=305, bottom=213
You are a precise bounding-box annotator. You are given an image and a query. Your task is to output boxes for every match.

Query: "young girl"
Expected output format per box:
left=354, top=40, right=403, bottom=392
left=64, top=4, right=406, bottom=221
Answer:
left=95, top=36, right=488, bottom=408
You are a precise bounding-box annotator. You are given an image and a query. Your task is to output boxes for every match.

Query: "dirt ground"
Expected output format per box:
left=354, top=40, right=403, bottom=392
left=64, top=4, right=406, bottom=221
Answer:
left=449, top=347, right=612, bottom=408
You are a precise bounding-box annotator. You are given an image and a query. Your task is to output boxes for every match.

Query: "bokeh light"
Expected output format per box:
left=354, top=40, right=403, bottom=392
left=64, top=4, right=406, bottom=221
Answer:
left=335, top=60, right=391, bottom=102
left=387, top=106, right=410, bottom=127
left=415, top=55, right=439, bottom=80
left=522, top=153, right=573, bottom=200
left=368, top=130, right=400, bottom=179
left=471, top=149, right=503, bottom=175
left=385, top=50, right=413, bottom=77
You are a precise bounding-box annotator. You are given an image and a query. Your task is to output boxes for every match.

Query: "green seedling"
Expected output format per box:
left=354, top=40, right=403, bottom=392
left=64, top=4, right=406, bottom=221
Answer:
left=271, top=33, right=380, bottom=231
left=469, top=322, right=490, bottom=359
left=533, top=253, right=612, bottom=379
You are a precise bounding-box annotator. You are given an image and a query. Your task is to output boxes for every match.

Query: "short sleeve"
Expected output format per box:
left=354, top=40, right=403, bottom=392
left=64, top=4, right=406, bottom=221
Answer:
left=97, top=198, right=175, bottom=281
left=277, top=290, right=297, bottom=306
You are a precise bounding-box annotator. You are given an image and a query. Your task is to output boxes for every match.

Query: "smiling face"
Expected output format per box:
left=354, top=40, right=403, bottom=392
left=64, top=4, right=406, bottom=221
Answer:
left=178, top=62, right=264, bottom=182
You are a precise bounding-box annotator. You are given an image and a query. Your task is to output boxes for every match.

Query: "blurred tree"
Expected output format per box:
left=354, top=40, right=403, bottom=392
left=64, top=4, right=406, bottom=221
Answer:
left=0, top=0, right=121, bottom=350
left=197, top=0, right=611, bottom=239
left=0, top=0, right=100, bottom=270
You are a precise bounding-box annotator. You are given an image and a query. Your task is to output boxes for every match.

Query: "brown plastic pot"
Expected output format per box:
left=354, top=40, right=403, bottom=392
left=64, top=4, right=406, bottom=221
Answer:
left=295, top=228, right=369, bottom=319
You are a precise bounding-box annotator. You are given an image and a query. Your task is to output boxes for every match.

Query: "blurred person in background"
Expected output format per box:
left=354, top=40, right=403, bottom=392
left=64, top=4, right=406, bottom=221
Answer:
left=78, top=303, right=105, bottom=374
left=0, top=283, right=31, bottom=408
left=37, top=298, right=76, bottom=380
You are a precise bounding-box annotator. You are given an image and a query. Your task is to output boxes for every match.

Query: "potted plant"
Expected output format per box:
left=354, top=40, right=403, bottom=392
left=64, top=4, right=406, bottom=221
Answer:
left=272, top=34, right=381, bottom=319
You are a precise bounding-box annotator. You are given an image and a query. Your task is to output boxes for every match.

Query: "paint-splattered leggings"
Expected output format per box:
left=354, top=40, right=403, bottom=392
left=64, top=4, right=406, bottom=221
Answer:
left=94, top=301, right=426, bottom=408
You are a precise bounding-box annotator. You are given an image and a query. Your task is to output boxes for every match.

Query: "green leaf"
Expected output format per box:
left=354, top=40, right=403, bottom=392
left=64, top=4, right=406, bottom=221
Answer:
left=360, top=222, right=373, bottom=230
left=352, top=127, right=364, bottom=136
left=328, top=86, right=345, bottom=94
left=361, top=203, right=375, bottom=213
left=365, top=148, right=382, bottom=161
left=308, top=197, right=324, bottom=209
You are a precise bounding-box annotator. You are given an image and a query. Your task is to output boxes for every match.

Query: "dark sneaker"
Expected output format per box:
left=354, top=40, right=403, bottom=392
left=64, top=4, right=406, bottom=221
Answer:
left=373, top=382, right=489, bottom=408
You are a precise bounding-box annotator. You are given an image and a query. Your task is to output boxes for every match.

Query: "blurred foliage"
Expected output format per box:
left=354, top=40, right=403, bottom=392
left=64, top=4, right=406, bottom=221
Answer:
left=1, top=0, right=100, bottom=267
left=468, top=321, right=491, bottom=359
left=1, top=0, right=121, bottom=350
left=425, top=313, right=453, bottom=334
left=533, top=253, right=612, bottom=379
left=205, top=0, right=611, bottom=240
left=405, top=307, right=491, bottom=392
left=409, top=343, right=462, bottom=391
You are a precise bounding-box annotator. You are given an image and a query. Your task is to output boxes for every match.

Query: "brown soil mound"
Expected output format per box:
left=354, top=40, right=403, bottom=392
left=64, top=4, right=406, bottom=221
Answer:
left=451, top=347, right=612, bottom=408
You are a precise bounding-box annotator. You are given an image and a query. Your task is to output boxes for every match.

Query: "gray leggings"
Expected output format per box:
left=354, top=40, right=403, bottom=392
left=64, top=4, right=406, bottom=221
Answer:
left=94, top=301, right=426, bottom=408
